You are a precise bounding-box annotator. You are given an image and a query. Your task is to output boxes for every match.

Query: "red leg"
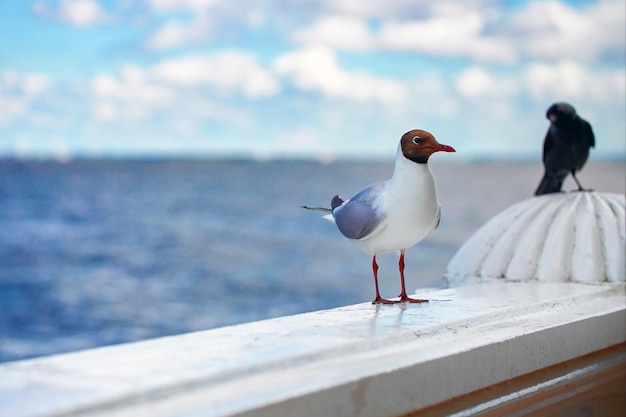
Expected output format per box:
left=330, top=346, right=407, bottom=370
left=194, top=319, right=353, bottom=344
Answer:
left=398, top=251, right=428, bottom=303
left=371, top=255, right=394, bottom=304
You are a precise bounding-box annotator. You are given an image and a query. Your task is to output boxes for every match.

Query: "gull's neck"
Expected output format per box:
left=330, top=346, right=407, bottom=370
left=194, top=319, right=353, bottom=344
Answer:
left=390, top=144, right=434, bottom=188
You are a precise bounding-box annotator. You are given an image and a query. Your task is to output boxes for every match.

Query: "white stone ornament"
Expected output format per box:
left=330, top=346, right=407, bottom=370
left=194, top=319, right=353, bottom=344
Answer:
left=445, top=192, right=625, bottom=284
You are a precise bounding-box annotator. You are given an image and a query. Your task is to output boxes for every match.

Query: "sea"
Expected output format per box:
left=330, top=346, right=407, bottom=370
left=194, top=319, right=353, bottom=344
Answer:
left=0, top=158, right=624, bottom=363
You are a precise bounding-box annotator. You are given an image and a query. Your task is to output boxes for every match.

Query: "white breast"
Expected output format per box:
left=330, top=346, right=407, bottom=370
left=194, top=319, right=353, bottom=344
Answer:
left=356, top=151, right=441, bottom=255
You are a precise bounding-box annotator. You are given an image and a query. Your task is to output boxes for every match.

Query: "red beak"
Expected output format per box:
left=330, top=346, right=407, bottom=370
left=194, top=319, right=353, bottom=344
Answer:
left=435, top=144, right=456, bottom=153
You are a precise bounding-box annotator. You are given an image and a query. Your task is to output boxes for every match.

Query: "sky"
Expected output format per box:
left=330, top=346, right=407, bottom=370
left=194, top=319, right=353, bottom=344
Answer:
left=0, top=0, right=624, bottom=160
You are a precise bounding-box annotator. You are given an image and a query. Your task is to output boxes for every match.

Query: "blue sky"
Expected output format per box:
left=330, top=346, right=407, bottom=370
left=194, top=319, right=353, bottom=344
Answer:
left=0, top=0, right=624, bottom=160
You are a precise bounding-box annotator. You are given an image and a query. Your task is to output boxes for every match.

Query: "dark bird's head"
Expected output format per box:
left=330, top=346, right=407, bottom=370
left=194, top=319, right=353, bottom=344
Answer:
left=546, top=102, right=577, bottom=124
left=400, top=129, right=455, bottom=164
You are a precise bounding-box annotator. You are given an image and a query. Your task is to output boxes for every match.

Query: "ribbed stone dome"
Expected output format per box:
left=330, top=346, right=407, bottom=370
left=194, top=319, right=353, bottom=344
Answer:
left=445, top=192, right=625, bottom=284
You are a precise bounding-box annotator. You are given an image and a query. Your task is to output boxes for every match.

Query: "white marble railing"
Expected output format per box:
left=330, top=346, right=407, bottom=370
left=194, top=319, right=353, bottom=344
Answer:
left=1, top=281, right=624, bottom=417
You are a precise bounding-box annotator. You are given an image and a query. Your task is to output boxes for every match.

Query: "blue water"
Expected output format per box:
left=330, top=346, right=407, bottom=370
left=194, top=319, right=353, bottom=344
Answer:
left=1, top=159, right=623, bottom=363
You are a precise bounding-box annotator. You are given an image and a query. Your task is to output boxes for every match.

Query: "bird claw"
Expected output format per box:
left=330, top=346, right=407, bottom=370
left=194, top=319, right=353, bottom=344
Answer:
left=372, top=297, right=396, bottom=305
left=398, top=295, right=429, bottom=303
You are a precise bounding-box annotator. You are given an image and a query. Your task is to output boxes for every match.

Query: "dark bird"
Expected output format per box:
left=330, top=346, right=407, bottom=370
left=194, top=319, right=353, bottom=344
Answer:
left=303, top=129, right=455, bottom=304
left=535, top=102, right=595, bottom=196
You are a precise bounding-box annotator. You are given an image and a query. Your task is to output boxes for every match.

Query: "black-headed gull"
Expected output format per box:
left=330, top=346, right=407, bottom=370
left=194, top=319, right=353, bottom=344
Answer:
left=304, top=129, right=455, bottom=304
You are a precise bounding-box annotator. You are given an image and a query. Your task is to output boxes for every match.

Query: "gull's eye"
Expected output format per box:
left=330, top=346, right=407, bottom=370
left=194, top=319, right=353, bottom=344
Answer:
left=412, top=136, right=422, bottom=144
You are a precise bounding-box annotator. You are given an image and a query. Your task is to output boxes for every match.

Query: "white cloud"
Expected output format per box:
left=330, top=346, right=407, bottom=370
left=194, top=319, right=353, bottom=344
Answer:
left=146, top=15, right=212, bottom=50
left=284, top=1, right=623, bottom=66
left=450, top=61, right=624, bottom=124
left=91, top=65, right=175, bottom=121
left=320, top=0, right=485, bottom=20
left=88, top=52, right=279, bottom=122
left=455, top=67, right=518, bottom=98
left=21, top=73, right=50, bottom=95
left=0, top=71, right=51, bottom=125
left=151, top=52, right=280, bottom=98
left=137, top=0, right=622, bottom=67
left=0, top=98, right=28, bottom=126
left=289, top=6, right=515, bottom=63
left=322, top=0, right=394, bottom=18
left=290, top=15, right=376, bottom=50
left=525, top=60, right=626, bottom=101
left=526, top=61, right=586, bottom=99
left=378, top=12, right=516, bottom=63
left=92, top=101, right=117, bottom=122
left=511, top=0, right=625, bottom=62
left=33, top=0, right=109, bottom=26
left=403, top=74, right=460, bottom=118
left=274, top=45, right=406, bottom=104
left=147, top=0, right=219, bottom=13
left=60, top=0, right=107, bottom=26
left=455, top=67, right=493, bottom=98
left=92, top=65, right=173, bottom=102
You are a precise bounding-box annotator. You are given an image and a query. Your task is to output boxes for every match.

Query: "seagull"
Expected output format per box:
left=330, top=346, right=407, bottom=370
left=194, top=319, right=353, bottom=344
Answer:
left=535, top=102, right=595, bottom=196
left=303, top=129, right=455, bottom=304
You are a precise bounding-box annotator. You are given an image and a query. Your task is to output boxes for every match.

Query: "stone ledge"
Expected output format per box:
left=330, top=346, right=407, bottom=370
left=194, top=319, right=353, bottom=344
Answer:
left=1, top=282, right=624, bottom=417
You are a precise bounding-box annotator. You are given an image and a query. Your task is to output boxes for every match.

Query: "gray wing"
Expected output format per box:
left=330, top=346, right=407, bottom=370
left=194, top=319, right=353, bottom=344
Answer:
left=333, top=182, right=386, bottom=240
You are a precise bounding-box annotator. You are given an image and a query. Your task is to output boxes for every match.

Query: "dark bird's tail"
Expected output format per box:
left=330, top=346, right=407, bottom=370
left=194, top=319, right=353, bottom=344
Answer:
left=534, top=172, right=564, bottom=196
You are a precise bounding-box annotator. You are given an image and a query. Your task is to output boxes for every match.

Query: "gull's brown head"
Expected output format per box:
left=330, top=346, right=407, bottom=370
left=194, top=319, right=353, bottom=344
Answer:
left=400, top=129, right=456, bottom=164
